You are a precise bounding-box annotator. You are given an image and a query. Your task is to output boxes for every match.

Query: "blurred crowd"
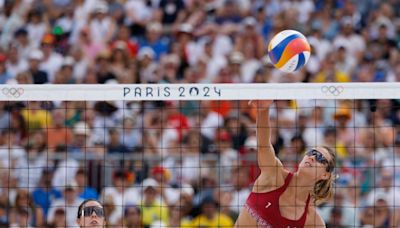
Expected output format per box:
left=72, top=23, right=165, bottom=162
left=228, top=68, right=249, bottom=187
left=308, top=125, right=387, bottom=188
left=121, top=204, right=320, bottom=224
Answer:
left=0, top=0, right=399, bottom=227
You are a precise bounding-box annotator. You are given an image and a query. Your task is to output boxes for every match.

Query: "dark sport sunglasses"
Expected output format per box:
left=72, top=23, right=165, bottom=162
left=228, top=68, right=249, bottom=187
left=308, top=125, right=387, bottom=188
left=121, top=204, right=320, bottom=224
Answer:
left=80, top=206, right=104, bottom=218
left=306, top=149, right=333, bottom=172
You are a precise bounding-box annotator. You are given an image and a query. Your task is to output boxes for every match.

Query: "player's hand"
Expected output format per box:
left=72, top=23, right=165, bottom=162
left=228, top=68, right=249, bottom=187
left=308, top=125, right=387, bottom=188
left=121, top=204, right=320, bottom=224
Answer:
left=248, top=100, right=274, bottom=110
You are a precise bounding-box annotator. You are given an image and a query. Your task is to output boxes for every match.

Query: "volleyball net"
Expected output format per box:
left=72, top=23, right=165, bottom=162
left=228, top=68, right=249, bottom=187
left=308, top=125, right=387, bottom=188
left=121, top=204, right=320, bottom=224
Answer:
left=2, top=83, right=399, bottom=227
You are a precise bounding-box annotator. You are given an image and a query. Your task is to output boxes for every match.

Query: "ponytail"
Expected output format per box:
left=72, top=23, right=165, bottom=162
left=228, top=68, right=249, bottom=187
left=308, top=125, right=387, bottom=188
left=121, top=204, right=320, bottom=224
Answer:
left=312, top=146, right=336, bottom=205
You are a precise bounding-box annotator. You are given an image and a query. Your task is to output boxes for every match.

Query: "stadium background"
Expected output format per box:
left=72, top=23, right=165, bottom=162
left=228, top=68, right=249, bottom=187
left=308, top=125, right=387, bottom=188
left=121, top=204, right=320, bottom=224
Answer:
left=0, top=0, right=399, bottom=227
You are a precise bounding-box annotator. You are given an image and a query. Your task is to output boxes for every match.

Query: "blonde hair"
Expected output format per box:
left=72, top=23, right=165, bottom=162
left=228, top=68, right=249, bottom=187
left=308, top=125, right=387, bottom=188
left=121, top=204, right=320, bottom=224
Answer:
left=312, top=146, right=336, bottom=205
left=16, top=71, right=33, bottom=84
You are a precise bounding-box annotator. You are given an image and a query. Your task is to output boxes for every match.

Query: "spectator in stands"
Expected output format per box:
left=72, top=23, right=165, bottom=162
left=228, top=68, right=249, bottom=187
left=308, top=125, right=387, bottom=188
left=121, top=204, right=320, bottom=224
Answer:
left=9, top=108, right=28, bottom=144
left=173, top=23, right=197, bottom=68
left=139, top=22, right=169, bottom=60
left=100, top=169, right=139, bottom=225
left=192, top=168, right=218, bottom=210
left=48, top=181, right=84, bottom=227
left=0, top=102, right=11, bottom=132
left=228, top=164, right=251, bottom=218
left=102, top=195, right=117, bottom=227
left=217, top=187, right=237, bottom=221
left=16, top=131, right=49, bottom=189
left=140, top=178, right=169, bottom=227
left=0, top=54, right=11, bottom=84
left=107, top=128, right=130, bottom=154
left=215, top=0, right=242, bottom=24
left=190, top=196, right=233, bottom=227
left=108, top=42, right=131, bottom=81
left=280, top=133, right=307, bottom=172
left=0, top=170, right=18, bottom=208
left=325, top=206, right=343, bottom=228
left=39, top=34, right=64, bottom=82
left=10, top=189, right=44, bottom=227
left=160, top=53, right=182, bottom=82
left=45, top=109, right=73, bottom=151
left=21, top=101, right=53, bottom=131
left=332, top=105, right=354, bottom=145
left=313, top=52, right=350, bottom=82
left=366, top=169, right=400, bottom=226
left=234, top=16, right=265, bottom=61
left=74, top=168, right=98, bottom=200
left=0, top=129, right=26, bottom=169
left=69, top=121, right=91, bottom=153
left=382, top=135, right=400, bottom=186
left=214, top=128, right=237, bottom=180
left=112, top=25, right=138, bottom=58
left=53, top=56, right=76, bottom=84
left=335, top=45, right=357, bottom=76
left=137, top=47, right=158, bottom=83
left=13, top=28, right=33, bottom=60
left=175, top=184, right=195, bottom=222
left=52, top=144, right=80, bottom=192
left=242, top=134, right=260, bottom=183
left=47, top=208, right=67, bottom=228
left=95, top=52, right=117, bottom=84
left=199, top=100, right=224, bottom=141
left=69, top=47, right=89, bottom=83
left=333, top=16, right=366, bottom=62
left=32, top=169, right=62, bottom=217
left=26, top=9, right=48, bottom=48
left=10, top=208, right=33, bottom=228
left=319, top=188, right=360, bottom=227
left=124, top=0, right=154, bottom=37
left=122, top=205, right=143, bottom=228
left=120, top=117, right=141, bottom=151
left=163, top=127, right=205, bottom=185
left=0, top=202, right=9, bottom=227
left=360, top=194, right=391, bottom=227
left=88, top=2, right=116, bottom=45
left=150, top=166, right=178, bottom=206
left=156, top=0, right=185, bottom=25
left=322, top=126, right=347, bottom=160
left=165, top=204, right=192, bottom=227
left=77, top=27, right=107, bottom=63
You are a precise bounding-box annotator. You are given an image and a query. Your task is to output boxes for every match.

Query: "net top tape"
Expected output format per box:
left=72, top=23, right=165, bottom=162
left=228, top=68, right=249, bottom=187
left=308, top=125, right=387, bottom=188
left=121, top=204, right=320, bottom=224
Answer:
left=0, top=83, right=399, bottom=101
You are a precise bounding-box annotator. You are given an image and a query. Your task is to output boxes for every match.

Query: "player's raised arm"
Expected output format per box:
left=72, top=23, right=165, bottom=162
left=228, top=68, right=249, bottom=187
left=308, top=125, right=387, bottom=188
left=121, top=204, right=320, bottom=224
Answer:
left=252, top=100, right=282, bottom=173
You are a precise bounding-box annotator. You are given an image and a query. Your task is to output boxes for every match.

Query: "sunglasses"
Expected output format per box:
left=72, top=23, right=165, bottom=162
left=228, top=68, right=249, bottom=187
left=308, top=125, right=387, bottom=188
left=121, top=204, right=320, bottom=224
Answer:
left=80, top=206, right=104, bottom=218
left=306, top=149, right=333, bottom=172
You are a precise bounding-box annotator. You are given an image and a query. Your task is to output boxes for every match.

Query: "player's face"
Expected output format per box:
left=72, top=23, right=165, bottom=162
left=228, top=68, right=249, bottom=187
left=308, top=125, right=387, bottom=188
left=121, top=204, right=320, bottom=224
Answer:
left=299, top=147, right=333, bottom=180
left=78, top=201, right=106, bottom=228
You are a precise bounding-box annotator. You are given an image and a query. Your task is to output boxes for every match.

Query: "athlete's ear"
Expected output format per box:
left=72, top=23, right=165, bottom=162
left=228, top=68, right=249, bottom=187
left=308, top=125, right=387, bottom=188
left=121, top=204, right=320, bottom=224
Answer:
left=320, top=171, right=330, bottom=180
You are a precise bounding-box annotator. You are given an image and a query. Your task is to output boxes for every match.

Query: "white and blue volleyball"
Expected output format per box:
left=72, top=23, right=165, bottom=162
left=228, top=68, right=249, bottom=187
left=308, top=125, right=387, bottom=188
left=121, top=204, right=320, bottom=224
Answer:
left=268, top=30, right=311, bottom=73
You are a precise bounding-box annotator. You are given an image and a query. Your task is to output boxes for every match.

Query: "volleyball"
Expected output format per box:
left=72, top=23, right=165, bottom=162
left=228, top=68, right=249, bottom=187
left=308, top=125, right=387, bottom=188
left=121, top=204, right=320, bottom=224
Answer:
left=268, top=30, right=311, bottom=73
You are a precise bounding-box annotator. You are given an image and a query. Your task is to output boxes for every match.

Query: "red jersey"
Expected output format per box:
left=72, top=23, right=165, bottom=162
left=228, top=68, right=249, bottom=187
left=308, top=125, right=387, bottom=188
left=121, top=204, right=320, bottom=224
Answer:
left=245, top=172, right=310, bottom=228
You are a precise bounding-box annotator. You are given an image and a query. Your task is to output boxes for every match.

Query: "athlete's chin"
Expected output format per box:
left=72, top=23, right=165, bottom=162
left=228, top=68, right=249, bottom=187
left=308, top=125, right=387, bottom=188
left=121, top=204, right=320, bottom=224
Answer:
left=298, top=166, right=318, bottom=177
left=85, top=221, right=104, bottom=227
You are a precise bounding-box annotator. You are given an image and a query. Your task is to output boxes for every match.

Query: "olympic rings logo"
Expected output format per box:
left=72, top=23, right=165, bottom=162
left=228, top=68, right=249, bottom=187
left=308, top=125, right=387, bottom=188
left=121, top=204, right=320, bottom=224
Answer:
left=2, top=87, right=24, bottom=98
left=321, top=86, right=344, bottom=96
